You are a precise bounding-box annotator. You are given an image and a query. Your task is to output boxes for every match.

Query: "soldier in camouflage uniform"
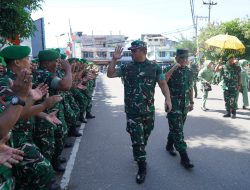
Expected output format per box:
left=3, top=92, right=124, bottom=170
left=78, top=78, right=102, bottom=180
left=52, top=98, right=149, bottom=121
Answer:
left=107, top=40, right=172, bottom=184
left=0, top=57, right=27, bottom=190
left=60, top=57, right=81, bottom=137
left=85, top=63, right=98, bottom=119
left=164, top=49, right=194, bottom=169
left=215, top=54, right=241, bottom=118
left=0, top=46, right=60, bottom=190
left=33, top=49, right=72, bottom=173
left=190, top=60, right=199, bottom=98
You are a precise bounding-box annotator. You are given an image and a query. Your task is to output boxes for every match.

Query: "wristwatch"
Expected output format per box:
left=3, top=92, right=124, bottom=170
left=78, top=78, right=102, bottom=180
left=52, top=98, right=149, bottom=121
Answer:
left=11, top=96, right=26, bottom=106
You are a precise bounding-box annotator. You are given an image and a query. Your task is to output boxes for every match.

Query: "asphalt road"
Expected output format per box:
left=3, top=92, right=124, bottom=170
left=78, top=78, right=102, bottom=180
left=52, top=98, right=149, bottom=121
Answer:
left=66, top=74, right=250, bottom=190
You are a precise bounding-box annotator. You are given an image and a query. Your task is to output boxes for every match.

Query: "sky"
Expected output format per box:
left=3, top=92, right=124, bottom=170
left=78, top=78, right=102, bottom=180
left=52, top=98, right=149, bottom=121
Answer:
left=31, top=0, right=250, bottom=48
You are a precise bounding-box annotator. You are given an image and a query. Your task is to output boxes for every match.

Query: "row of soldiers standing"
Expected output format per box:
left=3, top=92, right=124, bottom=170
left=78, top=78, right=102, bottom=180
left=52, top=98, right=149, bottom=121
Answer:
left=0, top=46, right=98, bottom=190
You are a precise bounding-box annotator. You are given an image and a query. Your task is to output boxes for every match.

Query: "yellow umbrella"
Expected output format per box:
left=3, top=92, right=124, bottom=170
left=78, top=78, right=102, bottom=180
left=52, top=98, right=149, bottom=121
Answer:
left=205, top=34, right=245, bottom=53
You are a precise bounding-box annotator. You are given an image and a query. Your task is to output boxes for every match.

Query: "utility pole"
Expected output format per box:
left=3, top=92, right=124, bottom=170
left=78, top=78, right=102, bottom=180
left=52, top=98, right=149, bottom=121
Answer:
left=195, top=16, right=208, bottom=53
left=203, top=0, right=217, bottom=24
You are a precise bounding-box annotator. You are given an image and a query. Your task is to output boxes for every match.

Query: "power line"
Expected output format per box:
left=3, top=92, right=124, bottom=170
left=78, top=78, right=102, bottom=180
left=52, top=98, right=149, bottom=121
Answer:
left=203, top=0, right=217, bottom=24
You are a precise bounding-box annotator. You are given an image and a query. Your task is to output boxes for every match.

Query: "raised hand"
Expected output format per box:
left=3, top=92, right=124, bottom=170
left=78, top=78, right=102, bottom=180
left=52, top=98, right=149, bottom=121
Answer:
left=43, top=95, right=63, bottom=109
left=9, top=69, right=32, bottom=99
left=44, top=110, right=62, bottom=125
left=77, top=83, right=87, bottom=90
left=29, top=83, right=48, bottom=101
left=113, top=46, right=123, bottom=61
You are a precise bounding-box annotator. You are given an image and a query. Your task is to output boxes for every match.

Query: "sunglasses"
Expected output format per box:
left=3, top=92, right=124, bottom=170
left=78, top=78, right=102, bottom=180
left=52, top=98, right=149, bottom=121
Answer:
left=131, top=49, right=139, bottom=53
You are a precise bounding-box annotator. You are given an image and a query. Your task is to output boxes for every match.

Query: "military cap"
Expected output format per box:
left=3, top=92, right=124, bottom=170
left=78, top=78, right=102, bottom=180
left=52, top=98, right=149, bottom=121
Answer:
left=60, top=53, right=67, bottom=60
left=176, top=49, right=189, bottom=58
left=227, top=54, right=235, bottom=61
left=128, top=40, right=147, bottom=50
left=0, top=45, right=31, bottom=60
left=0, top=56, right=7, bottom=67
left=38, top=50, right=60, bottom=62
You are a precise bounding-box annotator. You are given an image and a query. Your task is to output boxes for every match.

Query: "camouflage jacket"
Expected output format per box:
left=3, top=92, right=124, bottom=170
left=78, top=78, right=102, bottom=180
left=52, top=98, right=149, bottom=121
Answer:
left=190, top=64, right=199, bottom=82
left=0, top=70, right=34, bottom=137
left=164, top=65, right=193, bottom=113
left=220, top=64, right=241, bottom=90
left=33, top=67, right=61, bottom=96
left=116, top=59, right=164, bottom=115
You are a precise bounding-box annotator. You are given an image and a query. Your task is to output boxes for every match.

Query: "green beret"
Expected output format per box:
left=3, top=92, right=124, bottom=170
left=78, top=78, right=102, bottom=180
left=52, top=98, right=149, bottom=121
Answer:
left=87, top=61, right=94, bottom=65
left=0, top=56, right=7, bottom=67
left=38, top=50, right=60, bottom=62
left=0, top=45, right=31, bottom=60
left=67, top=58, right=76, bottom=64
left=80, top=58, right=87, bottom=63
left=60, top=53, right=67, bottom=60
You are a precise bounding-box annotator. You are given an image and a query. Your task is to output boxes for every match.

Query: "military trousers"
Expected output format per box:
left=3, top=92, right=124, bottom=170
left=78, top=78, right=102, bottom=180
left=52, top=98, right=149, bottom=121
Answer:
left=34, top=119, right=55, bottom=161
left=12, top=130, right=55, bottom=190
left=0, top=166, right=14, bottom=190
left=223, top=89, right=239, bottom=112
left=167, top=111, right=188, bottom=152
left=126, top=113, right=155, bottom=162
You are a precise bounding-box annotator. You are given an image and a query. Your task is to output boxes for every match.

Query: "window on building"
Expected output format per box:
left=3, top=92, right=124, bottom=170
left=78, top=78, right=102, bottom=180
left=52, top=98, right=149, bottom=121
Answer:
left=159, top=51, right=166, bottom=57
left=82, top=52, right=94, bottom=58
left=97, top=51, right=107, bottom=58
left=110, top=52, right=113, bottom=57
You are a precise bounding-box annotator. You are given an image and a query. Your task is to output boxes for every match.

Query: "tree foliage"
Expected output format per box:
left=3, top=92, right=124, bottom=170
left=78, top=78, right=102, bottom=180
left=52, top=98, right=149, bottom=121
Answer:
left=198, top=17, right=250, bottom=61
left=0, top=0, right=43, bottom=47
left=175, top=35, right=197, bottom=56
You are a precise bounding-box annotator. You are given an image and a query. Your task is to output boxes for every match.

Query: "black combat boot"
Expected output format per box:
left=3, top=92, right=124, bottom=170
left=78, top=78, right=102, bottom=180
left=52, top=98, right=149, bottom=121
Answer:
left=231, top=110, right=236, bottom=119
left=48, top=178, right=61, bottom=190
left=64, top=141, right=73, bottom=148
left=166, top=140, right=177, bottom=156
left=68, top=127, right=82, bottom=137
left=86, top=112, right=95, bottom=119
left=58, top=156, right=67, bottom=163
left=223, top=111, right=231, bottom=117
left=179, top=151, right=194, bottom=169
left=136, top=161, right=147, bottom=184
left=76, top=121, right=82, bottom=127
left=79, top=113, right=87, bottom=123
left=52, top=157, right=66, bottom=173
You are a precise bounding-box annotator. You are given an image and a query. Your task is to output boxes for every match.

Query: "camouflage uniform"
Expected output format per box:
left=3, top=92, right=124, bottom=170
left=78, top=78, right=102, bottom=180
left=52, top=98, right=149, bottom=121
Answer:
left=190, top=63, right=199, bottom=98
left=0, top=103, right=15, bottom=190
left=33, top=67, right=66, bottom=161
left=86, top=78, right=96, bottom=113
left=220, top=63, right=241, bottom=112
left=164, top=66, right=193, bottom=152
left=1, top=71, right=55, bottom=190
left=115, top=59, right=164, bottom=161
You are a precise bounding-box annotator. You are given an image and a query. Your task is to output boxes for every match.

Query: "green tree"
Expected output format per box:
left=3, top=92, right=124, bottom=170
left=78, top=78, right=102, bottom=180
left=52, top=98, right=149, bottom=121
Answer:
left=198, top=17, right=250, bottom=61
left=0, top=0, right=43, bottom=47
left=176, top=35, right=196, bottom=55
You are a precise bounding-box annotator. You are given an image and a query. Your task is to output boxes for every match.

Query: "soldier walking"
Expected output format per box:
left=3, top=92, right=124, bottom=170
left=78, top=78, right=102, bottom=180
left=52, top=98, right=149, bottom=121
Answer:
left=215, top=55, right=241, bottom=118
left=107, top=40, right=172, bottom=184
left=164, top=49, right=194, bottom=169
